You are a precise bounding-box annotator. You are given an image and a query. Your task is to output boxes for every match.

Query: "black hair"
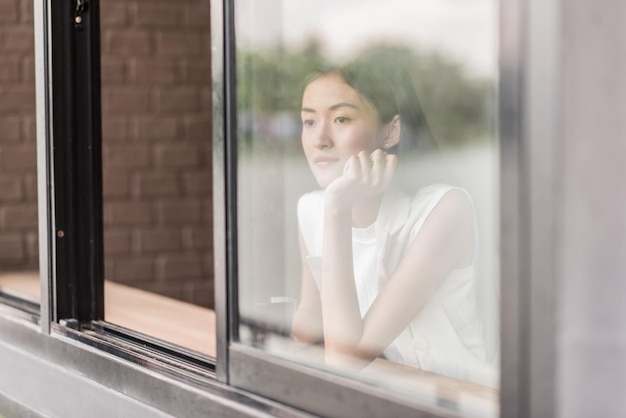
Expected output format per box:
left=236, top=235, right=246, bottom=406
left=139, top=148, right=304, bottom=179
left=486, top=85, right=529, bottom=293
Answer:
left=302, top=47, right=433, bottom=153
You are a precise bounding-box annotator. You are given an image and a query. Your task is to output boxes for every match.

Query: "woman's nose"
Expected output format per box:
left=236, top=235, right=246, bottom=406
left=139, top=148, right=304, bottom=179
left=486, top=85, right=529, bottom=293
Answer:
left=314, top=122, right=333, bottom=149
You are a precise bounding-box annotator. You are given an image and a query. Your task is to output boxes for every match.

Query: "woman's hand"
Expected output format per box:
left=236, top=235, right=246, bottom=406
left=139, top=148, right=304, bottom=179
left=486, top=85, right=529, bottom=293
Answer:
left=325, top=149, right=397, bottom=209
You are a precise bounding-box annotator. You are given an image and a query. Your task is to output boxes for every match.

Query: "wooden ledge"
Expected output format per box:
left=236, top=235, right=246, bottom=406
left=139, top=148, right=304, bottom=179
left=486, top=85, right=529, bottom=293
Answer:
left=0, top=271, right=216, bottom=357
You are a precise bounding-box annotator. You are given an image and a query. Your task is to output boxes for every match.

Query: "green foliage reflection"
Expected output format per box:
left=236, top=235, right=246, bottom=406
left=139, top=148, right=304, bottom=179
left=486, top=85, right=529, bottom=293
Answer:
left=237, top=41, right=493, bottom=147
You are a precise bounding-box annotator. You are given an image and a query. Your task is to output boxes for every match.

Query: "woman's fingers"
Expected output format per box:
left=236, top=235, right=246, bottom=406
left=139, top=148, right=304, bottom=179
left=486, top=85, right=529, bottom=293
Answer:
left=336, top=149, right=393, bottom=193
left=358, top=151, right=371, bottom=183
left=382, top=153, right=397, bottom=188
left=369, top=149, right=387, bottom=188
left=343, top=154, right=359, bottom=177
left=329, top=149, right=394, bottom=204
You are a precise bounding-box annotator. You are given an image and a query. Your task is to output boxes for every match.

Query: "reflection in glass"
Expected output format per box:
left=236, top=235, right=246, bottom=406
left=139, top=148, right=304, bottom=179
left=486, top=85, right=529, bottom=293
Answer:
left=235, top=0, right=499, bottom=414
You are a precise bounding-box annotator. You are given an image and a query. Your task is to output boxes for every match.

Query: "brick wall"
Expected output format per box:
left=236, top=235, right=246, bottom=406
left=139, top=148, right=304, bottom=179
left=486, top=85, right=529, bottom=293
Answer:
left=0, top=0, right=37, bottom=271
left=101, top=0, right=213, bottom=308
left=0, top=0, right=214, bottom=308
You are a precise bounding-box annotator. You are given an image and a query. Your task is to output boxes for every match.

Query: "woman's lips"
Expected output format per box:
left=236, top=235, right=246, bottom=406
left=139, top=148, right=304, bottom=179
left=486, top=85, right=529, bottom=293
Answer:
left=314, top=157, right=339, bottom=167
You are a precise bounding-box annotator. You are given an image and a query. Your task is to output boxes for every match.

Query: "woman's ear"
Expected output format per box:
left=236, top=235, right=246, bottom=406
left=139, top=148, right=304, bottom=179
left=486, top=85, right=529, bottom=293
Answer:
left=383, top=115, right=401, bottom=150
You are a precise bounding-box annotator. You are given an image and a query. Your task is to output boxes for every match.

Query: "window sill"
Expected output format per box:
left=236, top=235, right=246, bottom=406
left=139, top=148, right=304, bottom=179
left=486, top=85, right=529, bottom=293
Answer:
left=0, top=272, right=216, bottom=356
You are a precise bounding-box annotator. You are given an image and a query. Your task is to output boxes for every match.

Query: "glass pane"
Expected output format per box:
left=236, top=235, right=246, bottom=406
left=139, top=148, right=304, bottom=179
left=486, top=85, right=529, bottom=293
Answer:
left=235, top=0, right=499, bottom=414
left=0, top=0, right=40, bottom=303
left=100, top=0, right=214, bottom=356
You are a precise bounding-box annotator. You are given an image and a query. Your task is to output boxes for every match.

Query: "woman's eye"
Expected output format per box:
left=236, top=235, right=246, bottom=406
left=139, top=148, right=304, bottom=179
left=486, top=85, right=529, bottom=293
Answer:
left=303, top=119, right=315, bottom=127
left=335, top=116, right=349, bottom=124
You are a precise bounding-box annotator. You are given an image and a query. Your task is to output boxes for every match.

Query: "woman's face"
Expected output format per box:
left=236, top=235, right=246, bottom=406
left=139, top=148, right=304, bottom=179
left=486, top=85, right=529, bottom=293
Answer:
left=301, top=73, right=385, bottom=189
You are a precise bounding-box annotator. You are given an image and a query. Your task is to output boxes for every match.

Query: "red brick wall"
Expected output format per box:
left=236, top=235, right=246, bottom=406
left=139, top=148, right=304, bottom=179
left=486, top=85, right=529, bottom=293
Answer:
left=0, top=0, right=214, bottom=308
left=0, top=0, right=37, bottom=271
left=101, top=0, right=213, bottom=308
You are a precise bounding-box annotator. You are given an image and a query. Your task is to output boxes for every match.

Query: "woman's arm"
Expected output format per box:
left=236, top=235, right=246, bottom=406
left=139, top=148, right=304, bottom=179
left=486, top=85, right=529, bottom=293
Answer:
left=321, top=151, right=474, bottom=369
left=358, top=188, right=473, bottom=360
left=291, top=230, right=324, bottom=344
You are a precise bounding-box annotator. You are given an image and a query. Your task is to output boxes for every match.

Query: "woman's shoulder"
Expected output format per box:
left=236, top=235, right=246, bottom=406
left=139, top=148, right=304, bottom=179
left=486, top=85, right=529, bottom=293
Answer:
left=298, top=190, right=324, bottom=205
left=407, top=184, right=472, bottom=215
left=297, top=190, right=324, bottom=212
left=297, top=191, right=325, bottom=253
left=396, top=184, right=474, bottom=239
left=297, top=190, right=325, bottom=224
left=412, top=183, right=470, bottom=202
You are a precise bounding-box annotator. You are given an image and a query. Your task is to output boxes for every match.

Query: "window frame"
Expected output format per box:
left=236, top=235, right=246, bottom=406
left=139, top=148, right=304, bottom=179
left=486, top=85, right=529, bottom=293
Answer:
left=500, top=0, right=560, bottom=416
left=33, top=0, right=221, bottom=376
left=0, top=0, right=562, bottom=415
left=47, top=0, right=105, bottom=325
left=32, top=0, right=229, bottom=400
left=213, top=0, right=560, bottom=417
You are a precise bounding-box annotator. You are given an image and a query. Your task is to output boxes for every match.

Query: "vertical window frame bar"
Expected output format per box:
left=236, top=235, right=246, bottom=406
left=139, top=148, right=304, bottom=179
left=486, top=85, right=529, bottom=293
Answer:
left=523, top=0, right=560, bottom=416
left=500, top=0, right=560, bottom=416
left=34, top=0, right=56, bottom=332
left=499, top=0, right=524, bottom=414
left=49, top=0, right=104, bottom=324
left=211, top=0, right=231, bottom=383
left=223, top=0, right=241, bottom=375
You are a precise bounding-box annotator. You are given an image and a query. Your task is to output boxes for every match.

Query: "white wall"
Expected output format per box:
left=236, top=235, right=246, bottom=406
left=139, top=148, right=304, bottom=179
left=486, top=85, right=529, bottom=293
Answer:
left=557, top=1, right=626, bottom=417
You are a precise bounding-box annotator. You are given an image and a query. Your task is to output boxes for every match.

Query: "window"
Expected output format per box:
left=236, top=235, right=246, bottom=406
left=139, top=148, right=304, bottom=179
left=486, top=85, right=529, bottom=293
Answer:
left=0, top=0, right=580, bottom=416
left=217, top=0, right=502, bottom=416
left=99, top=0, right=215, bottom=356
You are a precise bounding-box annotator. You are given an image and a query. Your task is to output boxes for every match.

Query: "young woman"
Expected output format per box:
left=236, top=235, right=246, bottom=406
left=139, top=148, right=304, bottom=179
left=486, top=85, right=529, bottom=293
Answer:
left=291, top=49, right=496, bottom=387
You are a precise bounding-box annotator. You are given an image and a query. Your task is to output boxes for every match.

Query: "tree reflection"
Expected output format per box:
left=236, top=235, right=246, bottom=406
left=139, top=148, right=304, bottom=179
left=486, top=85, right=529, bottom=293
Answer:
left=237, top=41, right=492, bottom=148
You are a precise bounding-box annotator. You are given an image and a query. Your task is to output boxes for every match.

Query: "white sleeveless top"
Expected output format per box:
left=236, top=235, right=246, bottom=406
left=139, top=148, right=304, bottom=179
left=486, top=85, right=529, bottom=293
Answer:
left=297, top=184, right=497, bottom=387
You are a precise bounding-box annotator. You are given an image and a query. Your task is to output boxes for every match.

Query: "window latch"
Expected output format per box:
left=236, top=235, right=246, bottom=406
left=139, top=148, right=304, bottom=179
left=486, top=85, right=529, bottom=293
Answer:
left=75, top=0, right=85, bottom=26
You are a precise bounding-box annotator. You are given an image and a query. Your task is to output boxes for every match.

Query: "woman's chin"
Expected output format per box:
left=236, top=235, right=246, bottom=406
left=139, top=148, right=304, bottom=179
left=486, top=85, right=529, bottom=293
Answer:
left=315, top=176, right=338, bottom=190
left=309, top=163, right=344, bottom=190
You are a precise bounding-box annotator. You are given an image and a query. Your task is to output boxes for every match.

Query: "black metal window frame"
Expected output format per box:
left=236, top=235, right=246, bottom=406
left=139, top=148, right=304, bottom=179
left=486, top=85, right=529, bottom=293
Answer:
left=50, top=0, right=104, bottom=324
left=34, top=0, right=220, bottom=388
